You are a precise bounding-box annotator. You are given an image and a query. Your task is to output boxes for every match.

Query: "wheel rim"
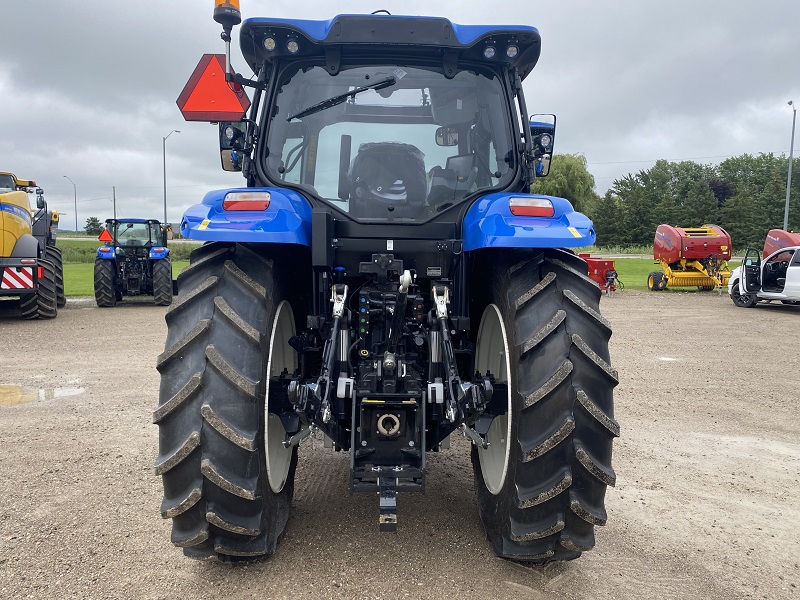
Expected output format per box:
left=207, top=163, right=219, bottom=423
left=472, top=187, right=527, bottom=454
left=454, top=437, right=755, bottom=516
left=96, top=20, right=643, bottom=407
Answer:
left=265, top=300, right=297, bottom=493
left=475, top=304, right=512, bottom=495
left=648, top=275, right=654, bottom=290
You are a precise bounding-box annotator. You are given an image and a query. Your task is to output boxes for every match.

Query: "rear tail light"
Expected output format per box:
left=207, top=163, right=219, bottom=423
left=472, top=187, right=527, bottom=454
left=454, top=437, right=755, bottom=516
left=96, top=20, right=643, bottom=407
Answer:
left=152, top=247, right=166, bottom=253
left=508, top=197, right=555, bottom=217
left=222, top=191, right=271, bottom=211
left=20, top=259, right=36, bottom=265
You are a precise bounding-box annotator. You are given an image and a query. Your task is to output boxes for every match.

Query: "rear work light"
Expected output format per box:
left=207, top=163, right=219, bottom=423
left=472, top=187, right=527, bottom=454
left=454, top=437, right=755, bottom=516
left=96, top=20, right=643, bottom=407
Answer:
left=222, top=191, right=271, bottom=211
left=508, top=197, right=555, bottom=217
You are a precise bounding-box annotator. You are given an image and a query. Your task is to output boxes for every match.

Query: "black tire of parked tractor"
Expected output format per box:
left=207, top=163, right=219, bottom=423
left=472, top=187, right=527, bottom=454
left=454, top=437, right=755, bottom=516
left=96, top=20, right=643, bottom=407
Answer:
left=94, top=259, right=117, bottom=307
left=45, top=246, right=66, bottom=307
left=20, top=258, right=58, bottom=319
left=471, top=248, right=618, bottom=562
left=730, top=280, right=757, bottom=308
left=152, top=258, right=173, bottom=306
left=154, top=242, right=298, bottom=561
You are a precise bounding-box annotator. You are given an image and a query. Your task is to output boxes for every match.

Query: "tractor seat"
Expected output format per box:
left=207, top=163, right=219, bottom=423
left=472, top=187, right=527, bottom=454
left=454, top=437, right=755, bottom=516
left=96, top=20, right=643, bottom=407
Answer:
left=348, top=142, right=427, bottom=218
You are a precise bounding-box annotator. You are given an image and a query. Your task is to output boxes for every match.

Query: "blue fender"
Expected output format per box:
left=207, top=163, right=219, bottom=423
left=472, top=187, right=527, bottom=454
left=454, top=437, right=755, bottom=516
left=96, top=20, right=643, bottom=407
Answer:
left=149, top=247, right=169, bottom=260
left=463, top=193, right=595, bottom=251
left=179, top=187, right=312, bottom=245
left=96, top=246, right=115, bottom=259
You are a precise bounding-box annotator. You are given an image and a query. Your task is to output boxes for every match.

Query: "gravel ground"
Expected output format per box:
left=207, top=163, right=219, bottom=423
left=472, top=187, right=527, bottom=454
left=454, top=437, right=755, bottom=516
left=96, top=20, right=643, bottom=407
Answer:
left=0, top=290, right=798, bottom=599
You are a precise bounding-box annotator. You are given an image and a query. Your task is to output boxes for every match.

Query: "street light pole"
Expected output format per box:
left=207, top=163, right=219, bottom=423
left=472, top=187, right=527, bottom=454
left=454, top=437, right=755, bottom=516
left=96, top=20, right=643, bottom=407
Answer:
left=162, top=130, right=180, bottom=225
left=785, top=100, right=797, bottom=231
left=63, top=175, right=77, bottom=232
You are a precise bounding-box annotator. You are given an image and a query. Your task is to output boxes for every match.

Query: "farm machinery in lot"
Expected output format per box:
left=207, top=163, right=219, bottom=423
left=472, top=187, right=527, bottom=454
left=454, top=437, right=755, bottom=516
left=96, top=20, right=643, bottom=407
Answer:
left=580, top=253, right=619, bottom=296
left=648, top=224, right=732, bottom=291
left=0, top=172, right=64, bottom=318
left=729, top=229, right=800, bottom=308
left=94, top=218, right=173, bottom=307
left=154, top=1, right=617, bottom=564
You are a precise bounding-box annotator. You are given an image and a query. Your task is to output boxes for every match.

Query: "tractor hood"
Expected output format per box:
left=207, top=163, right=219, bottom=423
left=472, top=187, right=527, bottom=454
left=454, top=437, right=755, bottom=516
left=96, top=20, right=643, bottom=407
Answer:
left=239, top=15, right=541, bottom=80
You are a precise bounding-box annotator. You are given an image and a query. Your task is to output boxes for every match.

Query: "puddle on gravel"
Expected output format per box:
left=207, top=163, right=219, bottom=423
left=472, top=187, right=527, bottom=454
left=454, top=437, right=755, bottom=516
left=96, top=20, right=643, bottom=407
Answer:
left=0, top=385, right=85, bottom=406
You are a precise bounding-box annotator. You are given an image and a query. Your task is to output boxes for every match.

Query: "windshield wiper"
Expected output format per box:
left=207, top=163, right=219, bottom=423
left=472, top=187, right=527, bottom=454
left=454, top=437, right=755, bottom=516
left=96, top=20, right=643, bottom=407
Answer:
left=287, top=76, right=396, bottom=121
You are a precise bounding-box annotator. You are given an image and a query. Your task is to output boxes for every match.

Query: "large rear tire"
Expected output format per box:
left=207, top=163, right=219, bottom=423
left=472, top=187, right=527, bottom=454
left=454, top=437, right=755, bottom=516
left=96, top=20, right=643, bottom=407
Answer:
left=45, top=246, right=66, bottom=307
left=152, top=258, right=173, bottom=306
left=94, top=259, right=117, bottom=307
left=472, top=249, right=618, bottom=562
left=20, top=259, right=58, bottom=319
left=154, top=242, right=299, bottom=561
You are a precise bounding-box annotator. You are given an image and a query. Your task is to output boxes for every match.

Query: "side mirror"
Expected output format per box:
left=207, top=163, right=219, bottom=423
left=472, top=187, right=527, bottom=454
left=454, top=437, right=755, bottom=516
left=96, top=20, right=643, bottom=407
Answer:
left=435, top=126, right=459, bottom=147
left=36, top=188, right=45, bottom=209
left=221, top=149, right=242, bottom=172
left=219, top=122, right=247, bottom=172
left=529, top=114, right=556, bottom=177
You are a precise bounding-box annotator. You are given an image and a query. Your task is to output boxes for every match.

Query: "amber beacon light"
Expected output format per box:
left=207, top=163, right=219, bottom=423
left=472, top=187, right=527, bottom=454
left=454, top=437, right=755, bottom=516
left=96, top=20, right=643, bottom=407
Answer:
left=213, top=0, right=241, bottom=29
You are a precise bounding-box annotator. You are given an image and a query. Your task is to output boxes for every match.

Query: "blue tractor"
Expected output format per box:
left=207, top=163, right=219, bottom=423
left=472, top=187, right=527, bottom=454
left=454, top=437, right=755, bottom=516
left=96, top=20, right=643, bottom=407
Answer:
left=94, top=218, right=173, bottom=307
left=155, top=2, right=617, bottom=563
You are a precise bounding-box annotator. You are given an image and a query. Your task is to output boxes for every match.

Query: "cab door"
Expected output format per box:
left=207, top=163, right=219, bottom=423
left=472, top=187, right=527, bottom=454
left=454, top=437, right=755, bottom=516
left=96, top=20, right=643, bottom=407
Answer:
left=740, top=247, right=761, bottom=293
left=784, top=248, right=800, bottom=298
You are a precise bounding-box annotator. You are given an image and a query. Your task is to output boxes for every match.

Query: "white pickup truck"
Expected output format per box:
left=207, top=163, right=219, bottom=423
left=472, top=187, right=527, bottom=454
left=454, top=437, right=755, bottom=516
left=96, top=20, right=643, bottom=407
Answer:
left=728, top=244, right=800, bottom=307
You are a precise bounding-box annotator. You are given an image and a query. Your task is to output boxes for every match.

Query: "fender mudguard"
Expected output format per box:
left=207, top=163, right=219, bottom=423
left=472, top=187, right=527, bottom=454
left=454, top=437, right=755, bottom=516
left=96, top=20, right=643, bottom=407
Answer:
left=462, top=193, right=595, bottom=251
left=96, top=247, right=115, bottom=259
left=149, top=247, right=169, bottom=260
left=10, top=234, right=40, bottom=259
left=179, top=187, right=312, bottom=245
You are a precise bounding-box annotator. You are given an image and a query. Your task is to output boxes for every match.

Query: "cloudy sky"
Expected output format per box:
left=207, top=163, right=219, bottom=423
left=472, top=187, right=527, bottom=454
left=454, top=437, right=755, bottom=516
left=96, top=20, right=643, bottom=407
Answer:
left=2, top=0, right=799, bottom=230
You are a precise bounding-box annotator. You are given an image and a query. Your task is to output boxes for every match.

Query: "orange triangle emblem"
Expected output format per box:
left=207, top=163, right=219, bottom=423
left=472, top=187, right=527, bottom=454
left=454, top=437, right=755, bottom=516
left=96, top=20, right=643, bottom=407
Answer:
left=98, top=229, right=113, bottom=242
left=177, top=54, right=251, bottom=121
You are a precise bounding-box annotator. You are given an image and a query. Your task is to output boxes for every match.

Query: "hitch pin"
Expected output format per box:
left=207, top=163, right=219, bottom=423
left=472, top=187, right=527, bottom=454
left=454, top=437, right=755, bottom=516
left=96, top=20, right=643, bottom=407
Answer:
left=283, top=426, right=313, bottom=448
left=461, top=424, right=489, bottom=449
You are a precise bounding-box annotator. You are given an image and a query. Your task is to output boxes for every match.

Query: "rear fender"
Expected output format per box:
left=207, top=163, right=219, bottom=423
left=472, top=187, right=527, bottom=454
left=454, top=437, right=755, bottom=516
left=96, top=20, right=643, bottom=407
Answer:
left=462, top=193, right=595, bottom=250
left=179, top=187, right=312, bottom=245
left=96, top=246, right=115, bottom=260
left=149, top=247, right=169, bottom=260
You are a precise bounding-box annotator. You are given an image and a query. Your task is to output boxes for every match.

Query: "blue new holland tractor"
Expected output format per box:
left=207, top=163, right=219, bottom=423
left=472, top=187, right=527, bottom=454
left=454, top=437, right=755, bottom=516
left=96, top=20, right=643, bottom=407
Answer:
left=94, top=218, right=173, bottom=307
left=155, top=1, right=618, bottom=563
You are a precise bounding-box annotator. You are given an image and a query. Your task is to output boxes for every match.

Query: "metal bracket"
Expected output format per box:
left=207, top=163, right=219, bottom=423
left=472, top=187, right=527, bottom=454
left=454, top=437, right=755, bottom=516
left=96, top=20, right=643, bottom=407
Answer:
left=432, top=285, right=449, bottom=320
left=331, top=284, right=348, bottom=318
left=461, top=423, right=489, bottom=450
left=378, top=476, right=398, bottom=533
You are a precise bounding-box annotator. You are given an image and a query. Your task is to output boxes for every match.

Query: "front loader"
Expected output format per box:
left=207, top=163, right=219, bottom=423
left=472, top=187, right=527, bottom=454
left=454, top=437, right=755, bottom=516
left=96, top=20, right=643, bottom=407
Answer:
left=154, top=1, right=618, bottom=563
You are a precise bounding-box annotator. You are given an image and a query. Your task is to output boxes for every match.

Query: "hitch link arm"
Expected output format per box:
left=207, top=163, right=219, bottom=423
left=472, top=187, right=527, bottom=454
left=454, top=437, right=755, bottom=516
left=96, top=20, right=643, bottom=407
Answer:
left=315, top=284, right=348, bottom=423
left=432, top=286, right=463, bottom=423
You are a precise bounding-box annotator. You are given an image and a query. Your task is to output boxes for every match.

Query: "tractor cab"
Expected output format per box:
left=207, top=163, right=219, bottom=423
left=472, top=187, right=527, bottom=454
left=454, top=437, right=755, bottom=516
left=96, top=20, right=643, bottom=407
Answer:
left=104, top=219, right=168, bottom=248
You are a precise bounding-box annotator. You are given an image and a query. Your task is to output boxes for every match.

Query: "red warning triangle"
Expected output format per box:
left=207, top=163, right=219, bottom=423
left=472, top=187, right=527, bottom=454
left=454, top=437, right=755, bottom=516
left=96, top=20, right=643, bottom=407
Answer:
left=177, top=54, right=251, bottom=122
left=98, top=229, right=113, bottom=242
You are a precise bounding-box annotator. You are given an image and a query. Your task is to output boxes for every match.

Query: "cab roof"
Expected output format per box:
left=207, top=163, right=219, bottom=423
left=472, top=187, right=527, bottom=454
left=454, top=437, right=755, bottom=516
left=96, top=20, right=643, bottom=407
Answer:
left=240, top=14, right=541, bottom=80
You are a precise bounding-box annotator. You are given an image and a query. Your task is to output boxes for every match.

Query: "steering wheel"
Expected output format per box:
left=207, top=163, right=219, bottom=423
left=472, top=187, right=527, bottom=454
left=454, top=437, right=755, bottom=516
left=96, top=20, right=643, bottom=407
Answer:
left=780, top=261, right=789, bottom=270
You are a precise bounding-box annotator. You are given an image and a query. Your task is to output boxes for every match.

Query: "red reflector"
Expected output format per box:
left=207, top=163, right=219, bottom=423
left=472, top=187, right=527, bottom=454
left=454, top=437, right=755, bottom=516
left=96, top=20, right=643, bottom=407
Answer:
left=509, top=197, right=555, bottom=217
left=20, top=259, right=37, bottom=265
left=38, top=267, right=44, bottom=279
left=222, top=192, right=271, bottom=211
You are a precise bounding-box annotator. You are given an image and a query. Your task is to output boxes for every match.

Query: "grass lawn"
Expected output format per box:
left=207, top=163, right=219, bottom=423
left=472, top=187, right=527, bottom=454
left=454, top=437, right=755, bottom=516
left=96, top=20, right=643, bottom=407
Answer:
left=63, top=261, right=189, bottom=297
left=608, top=257, right=740, bottom=292
left=62, top=256, right=739, bottom=297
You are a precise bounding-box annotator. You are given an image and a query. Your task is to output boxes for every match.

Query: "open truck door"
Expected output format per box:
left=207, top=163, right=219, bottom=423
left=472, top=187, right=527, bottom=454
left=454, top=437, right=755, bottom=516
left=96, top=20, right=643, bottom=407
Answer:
left=740, top=247, right=761, bottom=293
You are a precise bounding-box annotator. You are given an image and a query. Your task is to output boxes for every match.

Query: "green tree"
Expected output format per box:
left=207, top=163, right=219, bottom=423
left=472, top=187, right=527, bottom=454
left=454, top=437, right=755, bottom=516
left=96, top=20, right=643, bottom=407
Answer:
left=85, top=217, right=102, bottom=236
left=531, top=153, right=599, bottom=214
left=591, top=191, right=624, bottom=247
